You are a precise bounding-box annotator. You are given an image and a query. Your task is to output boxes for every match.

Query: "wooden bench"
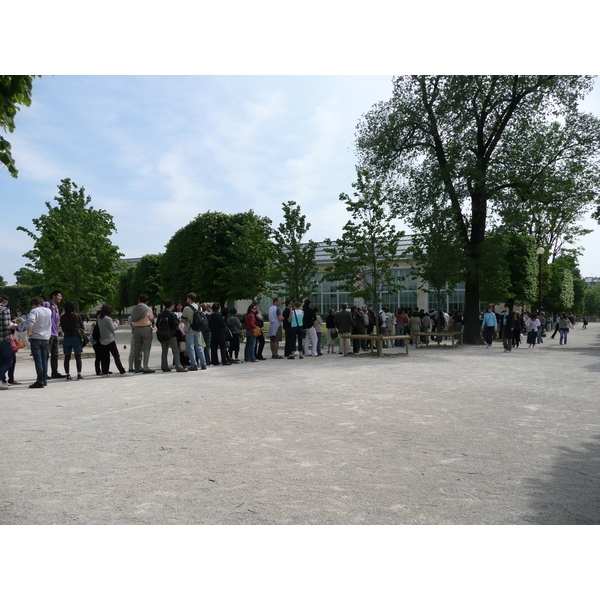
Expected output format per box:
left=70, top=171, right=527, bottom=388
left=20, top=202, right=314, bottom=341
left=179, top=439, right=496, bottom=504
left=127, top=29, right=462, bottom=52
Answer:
left=340, top=334, right=411, bottom=357
left=409, top=331, right=464, bottom=347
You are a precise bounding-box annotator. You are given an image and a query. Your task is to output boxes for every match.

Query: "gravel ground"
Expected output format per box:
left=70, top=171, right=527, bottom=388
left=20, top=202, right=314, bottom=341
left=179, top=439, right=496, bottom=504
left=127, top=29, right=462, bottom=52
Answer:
left=2, top=324, right=599, bottom=525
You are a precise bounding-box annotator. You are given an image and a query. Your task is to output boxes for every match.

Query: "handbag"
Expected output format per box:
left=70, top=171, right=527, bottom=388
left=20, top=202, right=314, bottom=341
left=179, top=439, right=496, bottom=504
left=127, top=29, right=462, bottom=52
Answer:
left=16, top=338, right=26, bottom=350
left=78, top=327, right=89, bottom=348
left=331, top=329, right=338, bottom=340
left=252, top=327, right=262, bottom=337
left=10, top=335, right=19, bottom=353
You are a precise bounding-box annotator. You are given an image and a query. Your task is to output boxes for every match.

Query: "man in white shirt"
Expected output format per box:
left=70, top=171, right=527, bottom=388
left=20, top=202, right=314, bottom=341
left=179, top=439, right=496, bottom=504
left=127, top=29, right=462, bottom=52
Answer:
left=26, top=296, right=52, bottom=389
left=267, top=297, right=284, bottom=358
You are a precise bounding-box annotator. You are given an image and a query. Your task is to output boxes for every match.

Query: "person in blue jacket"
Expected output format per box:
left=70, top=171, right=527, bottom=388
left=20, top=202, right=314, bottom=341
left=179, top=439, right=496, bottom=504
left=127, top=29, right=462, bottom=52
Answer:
left=481, top=304, right=497, bottom=349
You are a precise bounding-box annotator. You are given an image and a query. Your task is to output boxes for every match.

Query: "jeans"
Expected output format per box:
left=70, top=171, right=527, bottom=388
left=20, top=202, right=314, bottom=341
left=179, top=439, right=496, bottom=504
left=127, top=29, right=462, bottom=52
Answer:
left=30, top=338, right=50, bottom=383
left=185, top=330, right=206, bottom=367
left=202, top=330, right=212, bottom=365
left=395, top=324, right=405, bottom=347
left=0, top=341, right=12, bottom=382
left=245, top=331, right=257, bottom=361
left=559, top=328, right=568, bottom=344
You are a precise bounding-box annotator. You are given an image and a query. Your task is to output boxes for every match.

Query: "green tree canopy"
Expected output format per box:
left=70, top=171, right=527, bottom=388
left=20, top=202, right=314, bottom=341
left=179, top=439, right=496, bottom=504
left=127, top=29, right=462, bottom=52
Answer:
left=0, top=274, right=6, bottom=286
left=130, top=254, right=163, bottom=306
left=324, top=169, right=405, bottom=309
left=0, top=75, right=38, bottom=178
left=356, top=75, right=599, bottom=343
left=14, top=266, right=44, bottom=287
left=161, top=210, right=274, bottom=306
left=17, top=178, right=123, bottom=313
left=584, top=284, right=600, bottom=316
left=269, top=200, right=318, bottom=301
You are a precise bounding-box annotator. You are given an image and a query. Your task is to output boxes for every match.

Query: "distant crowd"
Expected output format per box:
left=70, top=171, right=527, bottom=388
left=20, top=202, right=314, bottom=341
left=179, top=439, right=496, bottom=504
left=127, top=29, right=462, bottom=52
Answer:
left=0, top=291, right=589, bottom=391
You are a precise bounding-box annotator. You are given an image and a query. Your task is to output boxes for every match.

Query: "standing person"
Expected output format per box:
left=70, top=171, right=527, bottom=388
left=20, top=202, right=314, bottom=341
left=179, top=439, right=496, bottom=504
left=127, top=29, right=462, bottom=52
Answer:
left=201, top=303, right=213, bottom=366
left=366, top=305, right=376, bottom=349
left=501, top=303, right=515, bottom=353
left=481, top=305, right=497, bottom=349
left=281, top=299, right=293, bottom=358
left=44, top=290, right=65, bottom=379
left=350, top=304, right=365, bottom=354
left=267, top=297, right=284, bottom=359
left=227, top=308, right=243, bottom=363
left=26, top=297, right=52, bottom=388
left=254, top=305, right=267, bottom=361
left=244, top=304, right=260, bottom=363
left=287, top=301, right=305, bottom=359
left=409, top=311, right=422, bottom=347
left=91, top=310, right=103, bottom=375
left=525, top=313, right=541, bottom=349
left=420, top=311, right=431, bottom=346
left=302, top=299, right=318, bottom=357
left=208, top=303, right=232, bottom=366
left=0, top=294, right=18, bottom=391
left=513, top=312, right=523, bottom=348
left=335, top=303, right=355, bottom=356
left=59, top=301, right=85, bottom=380
left=12, top=308, right=28, bottom=349
left=131, top=294, right=155, bottom=374
left=97, top=304, right=131, bottom=376
left=537, top=312, right=546, bottom=344
left=156, top=300, right=188, bottom=372
left=181, top=293, right=207, bottom=371
left=326, top=309, right=338, bottom=354
left=582, top=315, right=588, bottom=329
left=395, top=308, right=408, bottom=348
left=174, top=301, right=184, bottom=320
left=314, top=307, right=324, bottom=355
left=559, top=313, right=571, bottom=345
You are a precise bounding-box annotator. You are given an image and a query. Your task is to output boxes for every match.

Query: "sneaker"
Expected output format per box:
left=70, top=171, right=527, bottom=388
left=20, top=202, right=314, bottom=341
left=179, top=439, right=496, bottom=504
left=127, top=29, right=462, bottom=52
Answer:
left=201, top=365, right=207, bottom=370
left=120, top=371, right=133, bottom=377
left=142, top=369, right=155, bottom=374
left=162, top=368, right=172, bottom=372
left=287, top=356, right=294, bottom=360
left=29, top=381, right=44, bottom=389
left=66, top=374, right=72, bottom=381
left=176, top=368, right=188, bottom=372
left=77, top=374, right=84, bottom=380
left=189, top=366, right=199, bottom=371
left=0, top=382, right=10, bottom=390
left=51, top=373, right=65, bottom=379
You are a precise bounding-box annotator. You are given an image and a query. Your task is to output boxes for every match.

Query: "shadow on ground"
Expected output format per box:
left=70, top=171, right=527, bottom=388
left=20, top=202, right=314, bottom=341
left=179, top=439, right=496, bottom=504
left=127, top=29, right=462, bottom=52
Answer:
left=521, top=435, right=600, bottom=524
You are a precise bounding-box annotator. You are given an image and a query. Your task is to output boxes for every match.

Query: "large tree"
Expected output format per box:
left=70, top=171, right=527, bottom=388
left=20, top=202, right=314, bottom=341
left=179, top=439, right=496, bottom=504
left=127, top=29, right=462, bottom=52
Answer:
left=269, top=200, right=318, bottom=301
left=0, top=75, right=38, bottom=178
left=161, top=210, right=274, bottom=306
left=130, top=254, right=163, bottom=306
left=356, top=75, right=599, bottom=344
left=17, top=178, right=123, bottom=312
left=324, top=169, right=405, bottom=309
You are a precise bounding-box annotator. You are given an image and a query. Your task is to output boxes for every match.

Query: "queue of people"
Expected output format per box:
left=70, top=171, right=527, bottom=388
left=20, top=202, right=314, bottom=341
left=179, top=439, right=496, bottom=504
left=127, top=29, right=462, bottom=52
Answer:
left=0, top=290, right=589, bottom=392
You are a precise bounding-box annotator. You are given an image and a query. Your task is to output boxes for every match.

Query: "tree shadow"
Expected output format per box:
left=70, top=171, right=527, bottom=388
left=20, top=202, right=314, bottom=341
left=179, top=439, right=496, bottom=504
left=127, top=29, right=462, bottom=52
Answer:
left=521, top=436, right=600, bottom=524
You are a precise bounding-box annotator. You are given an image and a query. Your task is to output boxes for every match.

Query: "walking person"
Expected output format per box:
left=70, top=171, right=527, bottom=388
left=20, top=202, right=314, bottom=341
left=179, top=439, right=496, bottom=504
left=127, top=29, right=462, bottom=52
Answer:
left=481, top=305, right=497, bottom=349
left=525, top=313, right=541, bottom=349
left=558, top=313, right=571, bottom=345
left=59, top=301, right=85, bottom=380
left=501, top=303, right=515, bottom=353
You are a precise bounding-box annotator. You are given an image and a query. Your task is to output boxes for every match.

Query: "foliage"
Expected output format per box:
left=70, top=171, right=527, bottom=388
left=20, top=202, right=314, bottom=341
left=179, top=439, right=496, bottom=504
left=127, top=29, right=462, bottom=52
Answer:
left=324, top=169, right=405, bottom=308
left=114, top=265, right=136, bottom=314
left=0, top=275, right=6, bottom=286
left=0, top=75, right=38, bottom=178
left=17, top=178, right=123, bottom=313
left=130, top=254, right=163, bottom=306
left=161, top=210, right=274, bottom=305
left=584, top=284, right=600, bottom=316
left=478, top=231, right=538, bottom=307
left=0, top=285, right=39, bottom=313
left=269, top=200, right=318, bottom=301
left=14, top=266, right=44, bottom=287
left=356, top=75, right=599, bottom=343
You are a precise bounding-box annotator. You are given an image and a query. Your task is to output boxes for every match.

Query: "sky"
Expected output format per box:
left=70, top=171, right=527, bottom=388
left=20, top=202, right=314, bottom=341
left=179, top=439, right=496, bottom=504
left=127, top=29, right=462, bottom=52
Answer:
left=2, top=74, right=600, bottom=286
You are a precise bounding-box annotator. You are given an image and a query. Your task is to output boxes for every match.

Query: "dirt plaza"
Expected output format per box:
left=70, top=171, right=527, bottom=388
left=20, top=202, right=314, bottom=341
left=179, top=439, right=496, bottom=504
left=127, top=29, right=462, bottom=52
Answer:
left=1, top=324, right=599, bottom=525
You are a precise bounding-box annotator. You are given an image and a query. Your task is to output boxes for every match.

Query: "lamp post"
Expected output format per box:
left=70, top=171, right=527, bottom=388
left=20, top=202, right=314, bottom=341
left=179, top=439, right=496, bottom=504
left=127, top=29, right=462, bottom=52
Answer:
left=537, top=247, right=545, bottom=313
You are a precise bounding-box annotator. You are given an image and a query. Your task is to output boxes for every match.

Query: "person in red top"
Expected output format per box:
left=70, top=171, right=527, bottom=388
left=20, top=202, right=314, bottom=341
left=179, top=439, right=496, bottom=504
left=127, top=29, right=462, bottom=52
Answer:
left=244, top=305, right=259, bottom=363
left=395, top=308, right=408, bottom=348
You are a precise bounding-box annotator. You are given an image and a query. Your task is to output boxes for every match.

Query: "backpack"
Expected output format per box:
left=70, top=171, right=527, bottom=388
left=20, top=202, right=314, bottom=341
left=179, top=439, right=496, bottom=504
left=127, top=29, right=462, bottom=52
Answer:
left=191, top=307, right=209, bottom=332
left=156, top=311, right=173, bottom=342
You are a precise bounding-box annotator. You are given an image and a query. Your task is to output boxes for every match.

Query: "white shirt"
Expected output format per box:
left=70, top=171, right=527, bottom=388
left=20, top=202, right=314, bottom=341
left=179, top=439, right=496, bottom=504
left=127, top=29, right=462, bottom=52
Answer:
left=27, top=306, right=52, bottom=339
